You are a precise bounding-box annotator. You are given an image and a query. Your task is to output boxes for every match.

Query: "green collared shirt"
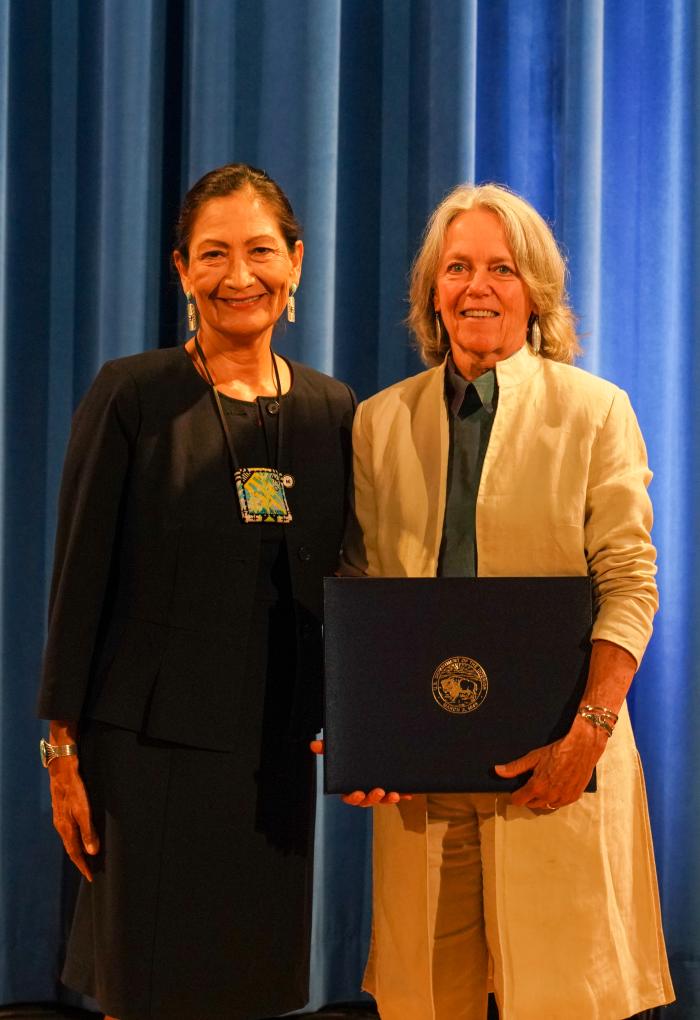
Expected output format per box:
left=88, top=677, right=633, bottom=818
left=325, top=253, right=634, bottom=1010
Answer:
left=437, top=356, right=498, bottom=577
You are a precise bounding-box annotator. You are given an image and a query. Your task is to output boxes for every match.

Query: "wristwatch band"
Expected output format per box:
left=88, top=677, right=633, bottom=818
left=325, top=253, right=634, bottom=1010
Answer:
left=39, top=737, right=78, bottom=768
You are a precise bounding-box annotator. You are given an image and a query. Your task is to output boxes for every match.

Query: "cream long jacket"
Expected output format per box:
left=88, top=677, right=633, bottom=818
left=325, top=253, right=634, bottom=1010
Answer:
left=343, top=344, right=674, bottom=1019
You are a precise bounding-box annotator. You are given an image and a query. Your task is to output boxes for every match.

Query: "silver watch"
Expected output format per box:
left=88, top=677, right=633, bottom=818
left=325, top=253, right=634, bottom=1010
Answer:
left=39, top=737, right=78, bottom=768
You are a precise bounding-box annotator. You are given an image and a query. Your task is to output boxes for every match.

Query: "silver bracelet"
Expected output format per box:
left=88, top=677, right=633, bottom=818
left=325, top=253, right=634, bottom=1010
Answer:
left=39, top=738, right=78, bottom=768
left=577, top=706, right=617, bottom=738
left=580, top=703, right=619, bottom=723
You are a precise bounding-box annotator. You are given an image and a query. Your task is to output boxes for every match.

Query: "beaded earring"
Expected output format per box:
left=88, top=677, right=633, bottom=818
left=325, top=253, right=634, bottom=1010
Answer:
left=287, top=283, right=297, bottom=324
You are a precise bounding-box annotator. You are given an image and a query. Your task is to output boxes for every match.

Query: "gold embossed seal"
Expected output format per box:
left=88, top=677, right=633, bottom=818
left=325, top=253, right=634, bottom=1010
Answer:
left=432, top=656, right=488, bottom=714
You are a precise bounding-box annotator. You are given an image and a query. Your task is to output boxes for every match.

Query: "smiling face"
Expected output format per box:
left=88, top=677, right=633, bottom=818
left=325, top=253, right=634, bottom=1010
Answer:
left=433, top=207, right=534, bottom=379
left=173, top=187, right=303, bottom=350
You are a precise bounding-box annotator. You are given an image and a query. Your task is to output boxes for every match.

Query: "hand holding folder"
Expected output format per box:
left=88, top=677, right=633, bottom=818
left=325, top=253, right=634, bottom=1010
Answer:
left=310, top=739, right=410, bottom=805
left=322, top=576, right=598, bottom=799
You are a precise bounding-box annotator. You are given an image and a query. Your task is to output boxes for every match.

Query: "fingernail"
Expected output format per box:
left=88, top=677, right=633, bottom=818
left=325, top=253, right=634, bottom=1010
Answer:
left=87, top=843, right=97, bottom=854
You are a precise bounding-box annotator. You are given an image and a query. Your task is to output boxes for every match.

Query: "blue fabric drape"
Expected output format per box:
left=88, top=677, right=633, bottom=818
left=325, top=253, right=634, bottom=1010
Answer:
left=2, top=0, right=698, bottom=1014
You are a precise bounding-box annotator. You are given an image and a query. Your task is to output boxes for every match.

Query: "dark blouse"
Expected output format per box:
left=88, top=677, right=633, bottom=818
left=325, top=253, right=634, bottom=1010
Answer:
left=219, top=391, right=290, bottom=599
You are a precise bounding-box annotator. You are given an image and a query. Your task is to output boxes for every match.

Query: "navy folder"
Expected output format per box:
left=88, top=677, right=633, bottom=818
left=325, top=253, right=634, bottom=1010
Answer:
left=323, top=576, right=595, bottom=794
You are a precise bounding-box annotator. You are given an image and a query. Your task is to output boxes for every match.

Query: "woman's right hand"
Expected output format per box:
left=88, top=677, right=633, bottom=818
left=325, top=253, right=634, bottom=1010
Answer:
left=309, top=740, right=412, bottom=807
left=47, top=722, right=100, bottom=881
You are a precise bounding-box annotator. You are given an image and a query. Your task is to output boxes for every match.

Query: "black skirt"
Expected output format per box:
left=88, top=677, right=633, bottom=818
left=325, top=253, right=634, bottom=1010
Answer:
left=62, top=558, right=316, bottom=1020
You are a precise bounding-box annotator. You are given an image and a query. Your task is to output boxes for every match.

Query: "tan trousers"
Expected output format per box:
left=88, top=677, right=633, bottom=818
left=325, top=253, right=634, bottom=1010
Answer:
left=425, top=793, right=502, bottom=1020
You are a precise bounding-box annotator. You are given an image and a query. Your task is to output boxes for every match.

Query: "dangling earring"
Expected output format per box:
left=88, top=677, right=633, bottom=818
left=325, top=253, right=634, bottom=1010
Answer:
left=186, top=292, right=199, bottom=333
left=435, top=312, right=444, bottom=346
left=287, top=283, right=297, bottom=323
left=530, top=315, right=542, bottom=355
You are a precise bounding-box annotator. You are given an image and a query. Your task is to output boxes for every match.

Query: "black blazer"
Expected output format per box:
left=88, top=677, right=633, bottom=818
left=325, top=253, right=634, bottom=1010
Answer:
left=38, top=346, right=355, bottom=750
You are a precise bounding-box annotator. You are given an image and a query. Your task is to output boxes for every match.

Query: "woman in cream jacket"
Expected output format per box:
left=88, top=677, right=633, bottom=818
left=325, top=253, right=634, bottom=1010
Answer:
left=339, top=185, right=674, bottom=1019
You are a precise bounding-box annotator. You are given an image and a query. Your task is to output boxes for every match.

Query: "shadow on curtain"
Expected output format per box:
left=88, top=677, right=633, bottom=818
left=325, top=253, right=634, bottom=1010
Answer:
left=1, top=0, right=697, bottom=1015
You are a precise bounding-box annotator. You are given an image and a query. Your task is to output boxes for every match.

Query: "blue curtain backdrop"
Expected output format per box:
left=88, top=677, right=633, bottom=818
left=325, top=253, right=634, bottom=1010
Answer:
left=1, top=0, right=697, bottom=1014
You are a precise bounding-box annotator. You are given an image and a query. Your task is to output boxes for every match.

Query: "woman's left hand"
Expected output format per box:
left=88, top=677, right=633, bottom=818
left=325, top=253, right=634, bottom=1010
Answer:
left=494, top=713, right=609, bottom=810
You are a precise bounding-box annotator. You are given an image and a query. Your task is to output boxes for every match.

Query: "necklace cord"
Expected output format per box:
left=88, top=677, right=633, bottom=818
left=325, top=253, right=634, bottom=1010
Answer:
left=193, top=336, right=284, bottom=478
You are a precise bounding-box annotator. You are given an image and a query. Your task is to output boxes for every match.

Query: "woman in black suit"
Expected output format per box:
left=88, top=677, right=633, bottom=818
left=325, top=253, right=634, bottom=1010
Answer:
left=37, top=164, right=355, bottom=1020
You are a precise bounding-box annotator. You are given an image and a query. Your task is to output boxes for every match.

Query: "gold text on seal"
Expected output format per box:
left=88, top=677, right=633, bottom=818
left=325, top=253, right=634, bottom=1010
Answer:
left=432, top=656, right=488, bottom=714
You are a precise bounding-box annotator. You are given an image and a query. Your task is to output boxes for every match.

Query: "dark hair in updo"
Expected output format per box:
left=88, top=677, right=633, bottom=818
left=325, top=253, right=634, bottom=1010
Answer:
left=174, top=163, right=302, bottom=264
